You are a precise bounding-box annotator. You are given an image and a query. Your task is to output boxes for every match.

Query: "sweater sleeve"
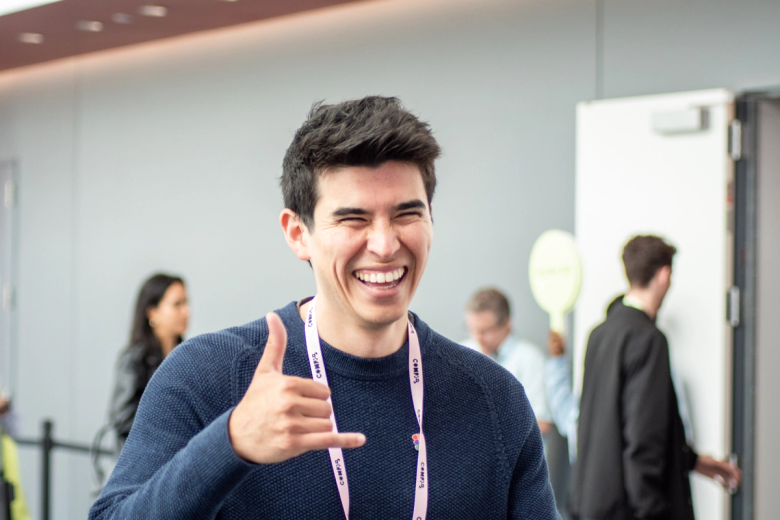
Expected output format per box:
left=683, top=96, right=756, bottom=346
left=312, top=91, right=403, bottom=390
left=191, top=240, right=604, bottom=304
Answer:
left=89, top=338, right=257, bottom=520
left=621, top=332, right=672, bottom=520
left=503, top=379, right=561, bottom=519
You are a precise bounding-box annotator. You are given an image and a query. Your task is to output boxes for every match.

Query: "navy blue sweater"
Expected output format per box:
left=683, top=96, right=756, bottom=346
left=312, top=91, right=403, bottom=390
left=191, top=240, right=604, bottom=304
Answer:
left=89, top=301, right=559, bottom=519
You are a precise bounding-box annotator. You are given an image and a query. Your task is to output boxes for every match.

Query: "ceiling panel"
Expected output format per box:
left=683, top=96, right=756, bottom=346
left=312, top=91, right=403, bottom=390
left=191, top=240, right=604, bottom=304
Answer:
left=0, top=0, right=368, bottom=72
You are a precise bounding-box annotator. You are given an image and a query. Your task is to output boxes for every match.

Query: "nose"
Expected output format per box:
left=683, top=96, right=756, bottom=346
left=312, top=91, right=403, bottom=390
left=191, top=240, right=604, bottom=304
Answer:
left=366, top=220, right=400, bottom=259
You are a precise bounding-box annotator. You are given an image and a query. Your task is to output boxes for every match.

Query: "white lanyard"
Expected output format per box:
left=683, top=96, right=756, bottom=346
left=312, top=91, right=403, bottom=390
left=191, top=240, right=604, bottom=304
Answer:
left=304, top=296, right=428, bottom=520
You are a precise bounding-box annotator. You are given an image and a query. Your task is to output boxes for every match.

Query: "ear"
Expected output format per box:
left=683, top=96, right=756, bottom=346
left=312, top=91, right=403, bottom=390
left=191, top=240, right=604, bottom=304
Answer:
left=280, top=209, right=311, bottom=262
left=656, top=265, right=672, bottom=286
left=502, top=317, right=512, bottom=331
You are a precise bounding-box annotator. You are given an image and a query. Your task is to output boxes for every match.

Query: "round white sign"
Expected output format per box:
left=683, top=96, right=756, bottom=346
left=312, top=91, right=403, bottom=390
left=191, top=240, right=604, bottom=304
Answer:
left=528, top=229, right=582, bottom=332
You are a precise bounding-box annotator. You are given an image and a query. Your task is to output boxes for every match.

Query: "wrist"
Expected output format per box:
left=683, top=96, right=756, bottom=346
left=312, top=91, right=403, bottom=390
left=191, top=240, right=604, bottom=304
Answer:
left=227, top=407, right=250, bottom=462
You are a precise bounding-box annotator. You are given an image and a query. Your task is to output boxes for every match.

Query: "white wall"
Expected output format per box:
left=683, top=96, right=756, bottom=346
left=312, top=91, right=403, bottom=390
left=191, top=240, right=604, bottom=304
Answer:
left=1, top=0, right=780, bottom=518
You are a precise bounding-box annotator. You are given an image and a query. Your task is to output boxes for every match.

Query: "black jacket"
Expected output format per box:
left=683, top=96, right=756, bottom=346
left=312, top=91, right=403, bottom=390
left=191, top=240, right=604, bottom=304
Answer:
left=108, top=342, right=164, bottom=445
left=571, top=297, right=698, bottom=520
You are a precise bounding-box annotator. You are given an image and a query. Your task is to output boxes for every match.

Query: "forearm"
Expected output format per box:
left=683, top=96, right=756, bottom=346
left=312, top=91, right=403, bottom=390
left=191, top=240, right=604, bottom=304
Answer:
left=545, top=357, right=578, bottom=440
left=90, top=410, right=255, bottom=520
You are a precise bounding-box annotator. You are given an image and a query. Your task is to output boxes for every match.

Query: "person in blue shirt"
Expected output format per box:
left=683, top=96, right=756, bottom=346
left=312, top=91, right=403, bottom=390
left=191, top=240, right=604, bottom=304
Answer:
left=461, top=288, right=553, bottom=436
left=89, top=96, right=559, bottom=520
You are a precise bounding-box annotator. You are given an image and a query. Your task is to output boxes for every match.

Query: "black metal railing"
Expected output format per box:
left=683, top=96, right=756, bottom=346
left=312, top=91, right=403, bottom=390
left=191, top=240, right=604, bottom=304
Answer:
left=14, top=419, right=114, bottom=520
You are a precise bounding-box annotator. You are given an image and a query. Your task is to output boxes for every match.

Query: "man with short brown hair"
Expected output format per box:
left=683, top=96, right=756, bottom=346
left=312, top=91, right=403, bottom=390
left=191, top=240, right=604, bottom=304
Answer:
left=572, top=235, right=740, bottom=520
left=91, top=97, right=560, bottom=520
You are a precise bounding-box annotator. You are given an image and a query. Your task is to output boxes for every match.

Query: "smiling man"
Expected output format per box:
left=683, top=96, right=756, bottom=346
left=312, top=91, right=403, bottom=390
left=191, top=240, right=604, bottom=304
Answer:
left=90, top=97, right=559, bottom=520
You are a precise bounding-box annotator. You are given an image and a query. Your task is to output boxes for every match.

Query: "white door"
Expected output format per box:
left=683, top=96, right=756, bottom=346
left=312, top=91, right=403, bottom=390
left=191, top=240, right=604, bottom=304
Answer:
left=574, top=89, right=735, bottom=520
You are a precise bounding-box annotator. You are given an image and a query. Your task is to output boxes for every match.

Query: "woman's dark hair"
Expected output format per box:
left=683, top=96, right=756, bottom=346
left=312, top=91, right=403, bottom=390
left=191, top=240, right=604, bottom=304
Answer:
left=130, top=273, right=185, bottom=349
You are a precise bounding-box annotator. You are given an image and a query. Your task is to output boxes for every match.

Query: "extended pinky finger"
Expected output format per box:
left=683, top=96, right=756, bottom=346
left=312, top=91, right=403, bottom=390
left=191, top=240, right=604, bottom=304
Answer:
left=299, top=432, right=367, bottom=451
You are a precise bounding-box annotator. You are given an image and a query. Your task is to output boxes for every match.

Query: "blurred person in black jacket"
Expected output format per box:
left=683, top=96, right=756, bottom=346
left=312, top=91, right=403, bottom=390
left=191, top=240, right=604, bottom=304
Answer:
left=571, top=236, right=740, bottom=520
left=109, top=273, right=189, bottom=449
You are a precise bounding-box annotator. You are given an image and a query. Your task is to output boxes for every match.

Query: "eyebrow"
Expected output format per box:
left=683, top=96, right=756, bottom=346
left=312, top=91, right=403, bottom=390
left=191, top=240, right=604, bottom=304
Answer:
left=394, top=200, right=427, bottom=212
left=331, top=199, right=427, bottom=218
left=332, top=207, right=369, bottom=217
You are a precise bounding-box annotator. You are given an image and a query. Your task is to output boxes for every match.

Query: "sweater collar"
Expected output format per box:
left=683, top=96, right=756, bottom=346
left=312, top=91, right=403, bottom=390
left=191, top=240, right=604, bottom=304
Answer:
left=275, top=299, right=428, bottom=381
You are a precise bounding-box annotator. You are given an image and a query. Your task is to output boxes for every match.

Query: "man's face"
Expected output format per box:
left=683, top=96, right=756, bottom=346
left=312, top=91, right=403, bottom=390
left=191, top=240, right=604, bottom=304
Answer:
left=465, top=311, right=511, bottom=356
left=301, top=161, right=433, bottom=329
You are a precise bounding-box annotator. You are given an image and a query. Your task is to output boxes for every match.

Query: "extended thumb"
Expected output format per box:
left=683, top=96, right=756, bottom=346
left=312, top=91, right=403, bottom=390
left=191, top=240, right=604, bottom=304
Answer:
left=257, top=312, right=288, bottom=373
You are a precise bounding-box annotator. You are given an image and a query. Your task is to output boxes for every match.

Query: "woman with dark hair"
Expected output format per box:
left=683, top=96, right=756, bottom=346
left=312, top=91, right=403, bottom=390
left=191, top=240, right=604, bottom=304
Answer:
left=108, top=273, right=189, bottom=448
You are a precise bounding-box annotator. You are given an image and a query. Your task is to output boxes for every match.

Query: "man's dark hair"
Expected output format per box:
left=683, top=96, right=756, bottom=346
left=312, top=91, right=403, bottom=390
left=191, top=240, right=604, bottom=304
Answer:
left=622, top=235, right=677, bottom=288
left=281, top=96, right=441, bottom=228
left=466, top=288, right=511, bottom=326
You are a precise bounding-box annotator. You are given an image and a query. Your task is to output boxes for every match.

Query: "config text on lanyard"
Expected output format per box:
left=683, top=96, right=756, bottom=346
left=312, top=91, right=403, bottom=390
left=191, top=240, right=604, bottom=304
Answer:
left=304, top=296, right=428, bottom=520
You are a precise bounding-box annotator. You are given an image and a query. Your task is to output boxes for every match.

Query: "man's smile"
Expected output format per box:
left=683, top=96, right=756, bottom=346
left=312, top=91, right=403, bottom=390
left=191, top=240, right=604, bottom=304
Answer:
left=353, top=266, right=408, bottom=288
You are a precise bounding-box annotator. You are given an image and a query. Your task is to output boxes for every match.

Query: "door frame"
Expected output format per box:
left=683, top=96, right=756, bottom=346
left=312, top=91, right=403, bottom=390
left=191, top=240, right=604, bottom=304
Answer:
left=731, top=88, right=780, bottom=520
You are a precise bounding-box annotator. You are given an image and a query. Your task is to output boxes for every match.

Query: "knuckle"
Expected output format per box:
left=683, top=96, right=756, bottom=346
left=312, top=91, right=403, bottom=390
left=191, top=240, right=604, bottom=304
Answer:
left=280, top=377, right=299, bottom=393
left=278, top=434, right=296, bottom=452
left=277, top=417, right=296, bottom=432
left=278, top=397, right=297, bottom=414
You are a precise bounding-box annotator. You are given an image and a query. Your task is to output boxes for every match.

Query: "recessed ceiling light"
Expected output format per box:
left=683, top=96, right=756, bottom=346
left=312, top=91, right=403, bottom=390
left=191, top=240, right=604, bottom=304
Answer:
left=18, top=32, right=44, bottom=44
left=139, top=5, right=167, bottom=17
left=76, top=20, right=103, bottom=32
left=0, top=0, right=63, bottom=17
left=112, top=13, right=133, bottom=24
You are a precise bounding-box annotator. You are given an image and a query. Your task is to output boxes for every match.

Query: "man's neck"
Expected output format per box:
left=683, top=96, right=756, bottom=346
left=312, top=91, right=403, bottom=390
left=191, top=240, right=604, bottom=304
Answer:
left=299, top=298, right=409, bottom=359
left=482, top=331, right=511, bottom=358
left=624, top=288, right=661, bottom=321
left=481, top=346, right=499, bottom=359
left=155, top=332, right=177, bottom=357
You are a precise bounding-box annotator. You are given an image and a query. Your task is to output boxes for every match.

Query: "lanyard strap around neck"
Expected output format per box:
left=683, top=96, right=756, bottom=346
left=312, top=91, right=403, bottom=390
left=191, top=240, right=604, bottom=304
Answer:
left=304, top=296, right=428, bottom=520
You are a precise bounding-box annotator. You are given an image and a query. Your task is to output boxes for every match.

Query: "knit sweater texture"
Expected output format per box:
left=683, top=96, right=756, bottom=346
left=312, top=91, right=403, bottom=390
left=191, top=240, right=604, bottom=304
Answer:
left=89, top=301, right=559, bottom=519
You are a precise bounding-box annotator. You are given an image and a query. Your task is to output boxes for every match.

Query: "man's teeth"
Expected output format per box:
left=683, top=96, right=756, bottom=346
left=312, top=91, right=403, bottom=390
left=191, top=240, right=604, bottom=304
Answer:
left=355, top=268, right=405, bottom=283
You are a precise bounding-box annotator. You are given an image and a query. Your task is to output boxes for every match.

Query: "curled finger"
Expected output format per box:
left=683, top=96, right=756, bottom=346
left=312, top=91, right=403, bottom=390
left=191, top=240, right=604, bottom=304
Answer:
left=293, top=397, right=333, bottom=419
